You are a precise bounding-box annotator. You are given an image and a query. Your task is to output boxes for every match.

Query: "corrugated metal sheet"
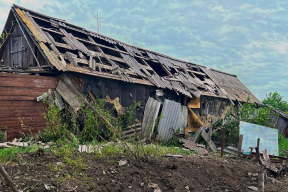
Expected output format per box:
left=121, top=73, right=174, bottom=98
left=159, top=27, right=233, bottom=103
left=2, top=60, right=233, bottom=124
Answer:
left=0, top=73, right=59, bottom=140
left=157, top=55, right=174, bottom=68
left=123, top=45, right=142, bottom=56
left=146, top=51, right=158, bottom=60
left=60, top=28, right=90, bottom=55
left=121, top=53, right=146, bottom=76
left=176, top=105, right=188, bottom=134
left=170, top=81, right=192, bottom=98
left=89, top=32, right=118, bottom=44
left=157, top=99, right=184, bottom=141
left=141, top=97, right=161, bottom=140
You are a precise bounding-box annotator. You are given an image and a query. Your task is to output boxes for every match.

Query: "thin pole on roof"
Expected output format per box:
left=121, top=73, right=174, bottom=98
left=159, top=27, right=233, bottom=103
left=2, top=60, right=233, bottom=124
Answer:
left=97, top=11, right=101, bottom=34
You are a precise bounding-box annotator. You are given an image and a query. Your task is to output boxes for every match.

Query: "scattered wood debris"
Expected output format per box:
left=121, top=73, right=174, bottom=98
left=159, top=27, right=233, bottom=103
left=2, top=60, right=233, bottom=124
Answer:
left=0, top=163, right=19, bottom=192
left=78, top=145, right=102, bottom=153
left=248, top=186, right=258, bottom=191
left=165, top=154, right=183, bottom=158
left=119, top=159, right=128, bottom=166
left=180, top=139, right=208, bottom=155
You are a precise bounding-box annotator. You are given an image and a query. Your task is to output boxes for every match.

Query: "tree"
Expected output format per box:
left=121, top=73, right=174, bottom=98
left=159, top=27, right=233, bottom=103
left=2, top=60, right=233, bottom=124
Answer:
left=262, top=91, right=288, bottom=113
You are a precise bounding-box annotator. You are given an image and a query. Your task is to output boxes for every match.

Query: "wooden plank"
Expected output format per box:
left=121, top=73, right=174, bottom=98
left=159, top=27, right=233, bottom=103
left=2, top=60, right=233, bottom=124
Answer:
left=1, top=121, right=47, bottom=128
left=66, top=65, right=153, bottom=86
left=0, top=90, right=48, bottom=97
left=190, top=126, right=203, bottom=143
left=0, top=100, right=45, bottom=107
left=0, top=96, right=37, bottom=101
left=56, top=79, right=82, bottom=111
left=65, top=52, right=78, bottom=66
left=0, top=73, right=58, bottom=80
left=0, top=116, right=46, bottom=122
left=55, top=42, right=73, bottom=50
left=201, top=129, right=217, bottom=152
left=0, top=78, right=58, bottom=88
left=181, top=139, right=208, bottom=155
left=262, top=149, right=270, bottom=164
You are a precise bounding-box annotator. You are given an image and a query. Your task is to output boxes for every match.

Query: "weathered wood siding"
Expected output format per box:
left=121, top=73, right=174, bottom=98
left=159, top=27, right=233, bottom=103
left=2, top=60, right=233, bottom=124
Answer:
left=276, top=117, right=288, bottom=134
left=0, top=23, right=48, bottom=68
left=193, top=96, right=232, bottom=126
left=0, top=73, right=58, bottom=140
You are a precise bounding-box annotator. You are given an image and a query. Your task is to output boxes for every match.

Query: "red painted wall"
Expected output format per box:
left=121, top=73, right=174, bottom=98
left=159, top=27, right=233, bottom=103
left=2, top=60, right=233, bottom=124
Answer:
left=0, top=73, right=58, bottom=140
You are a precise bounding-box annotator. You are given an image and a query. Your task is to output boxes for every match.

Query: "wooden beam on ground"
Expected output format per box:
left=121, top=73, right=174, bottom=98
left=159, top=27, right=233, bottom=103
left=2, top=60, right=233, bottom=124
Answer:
left=0, top=163, right=19, bottom=192
left=201, top=128, right=217, bottom=152
left=190, top=126, right=204, bottom=143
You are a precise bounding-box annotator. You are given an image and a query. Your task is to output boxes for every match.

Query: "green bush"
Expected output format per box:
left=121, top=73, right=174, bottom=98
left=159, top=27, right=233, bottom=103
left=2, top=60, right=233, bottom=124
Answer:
left=215, top=96, right=274, bottom=144
left=279, top=133, right=288, bottom=157
left=42, top=95, right=67, bottom=142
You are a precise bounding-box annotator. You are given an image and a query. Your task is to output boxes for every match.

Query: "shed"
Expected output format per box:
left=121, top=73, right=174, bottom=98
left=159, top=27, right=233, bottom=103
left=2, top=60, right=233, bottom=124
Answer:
left=0, top=4, right=261, bottom=141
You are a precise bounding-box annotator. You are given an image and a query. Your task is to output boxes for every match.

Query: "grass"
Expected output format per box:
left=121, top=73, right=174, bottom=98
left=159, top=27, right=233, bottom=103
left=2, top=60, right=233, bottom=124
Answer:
left=53, top=145, right=86, bottom=170
left=0, top=140, right=194, bottom=167
left=91, top=141, right=194, bottom=159
left=0, top=146, right=38, bottom=163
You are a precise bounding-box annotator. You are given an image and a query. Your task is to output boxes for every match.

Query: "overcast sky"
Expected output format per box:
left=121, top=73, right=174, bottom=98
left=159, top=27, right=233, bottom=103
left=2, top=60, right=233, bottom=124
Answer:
left=1, top=0, right=287, bottom=101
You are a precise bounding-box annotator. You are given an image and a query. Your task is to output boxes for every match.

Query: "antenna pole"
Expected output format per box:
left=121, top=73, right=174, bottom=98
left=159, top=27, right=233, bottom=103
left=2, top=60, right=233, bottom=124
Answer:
left=97, top=11, right=100, bottom=33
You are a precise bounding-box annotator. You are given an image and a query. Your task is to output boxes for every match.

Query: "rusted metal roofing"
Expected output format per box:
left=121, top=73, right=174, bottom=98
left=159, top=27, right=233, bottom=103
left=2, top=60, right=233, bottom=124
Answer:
left=6, top=4, right=260, bottom=103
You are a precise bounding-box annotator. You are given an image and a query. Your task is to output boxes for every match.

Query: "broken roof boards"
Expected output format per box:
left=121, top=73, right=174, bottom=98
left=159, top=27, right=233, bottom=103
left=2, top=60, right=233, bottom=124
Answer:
left=0, top=4, right=260, bottom=104
left=239, top=121, right=279, bottom=156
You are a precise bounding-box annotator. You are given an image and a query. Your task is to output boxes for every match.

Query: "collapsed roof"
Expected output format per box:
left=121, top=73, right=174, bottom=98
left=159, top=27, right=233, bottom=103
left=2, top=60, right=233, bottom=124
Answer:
left=0, top=4, right=260, bottom=103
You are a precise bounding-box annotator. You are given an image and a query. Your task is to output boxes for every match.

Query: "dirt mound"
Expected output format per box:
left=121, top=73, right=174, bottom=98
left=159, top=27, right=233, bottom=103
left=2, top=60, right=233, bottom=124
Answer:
left=0, top=152, right=287, bottom=192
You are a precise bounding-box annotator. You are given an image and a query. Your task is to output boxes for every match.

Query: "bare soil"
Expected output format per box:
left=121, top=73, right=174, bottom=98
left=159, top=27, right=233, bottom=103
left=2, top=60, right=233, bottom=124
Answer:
left=0, top=151, right=287, bottom=192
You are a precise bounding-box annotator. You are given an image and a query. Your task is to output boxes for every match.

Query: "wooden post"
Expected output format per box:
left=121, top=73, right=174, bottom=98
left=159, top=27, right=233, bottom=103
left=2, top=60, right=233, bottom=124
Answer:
left=258, top=165, right=265, bottom=192
left=237, top=134, right=243, bottom=157
left=255, top=138, right=261, bottom=164
left=0, top=163, right=19, bottom=192
left=221, top=127, right=226, bottom=157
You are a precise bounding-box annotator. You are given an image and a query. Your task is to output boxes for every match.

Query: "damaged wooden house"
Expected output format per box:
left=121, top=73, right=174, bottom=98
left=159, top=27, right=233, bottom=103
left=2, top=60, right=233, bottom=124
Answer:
left=0, top=4, right=260, bottom=141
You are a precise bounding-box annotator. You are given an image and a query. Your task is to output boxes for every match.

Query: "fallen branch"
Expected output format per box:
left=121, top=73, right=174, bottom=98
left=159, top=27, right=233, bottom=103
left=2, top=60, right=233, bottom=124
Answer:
left=0, top=163, right=19, bottom=192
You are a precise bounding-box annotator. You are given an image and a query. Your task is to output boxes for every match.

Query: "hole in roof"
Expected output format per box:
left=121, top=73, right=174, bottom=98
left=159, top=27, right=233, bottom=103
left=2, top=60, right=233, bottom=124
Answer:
left=145, top=60, right=168, bottom=77
left=194, top=73, right=205, bottom=81
left=170, top=67, right=177, bottom=75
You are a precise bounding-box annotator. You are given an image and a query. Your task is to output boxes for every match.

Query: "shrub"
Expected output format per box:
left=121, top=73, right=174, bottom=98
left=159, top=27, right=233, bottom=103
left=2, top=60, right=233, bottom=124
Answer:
left=279, top=133, right=288, bottom=157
